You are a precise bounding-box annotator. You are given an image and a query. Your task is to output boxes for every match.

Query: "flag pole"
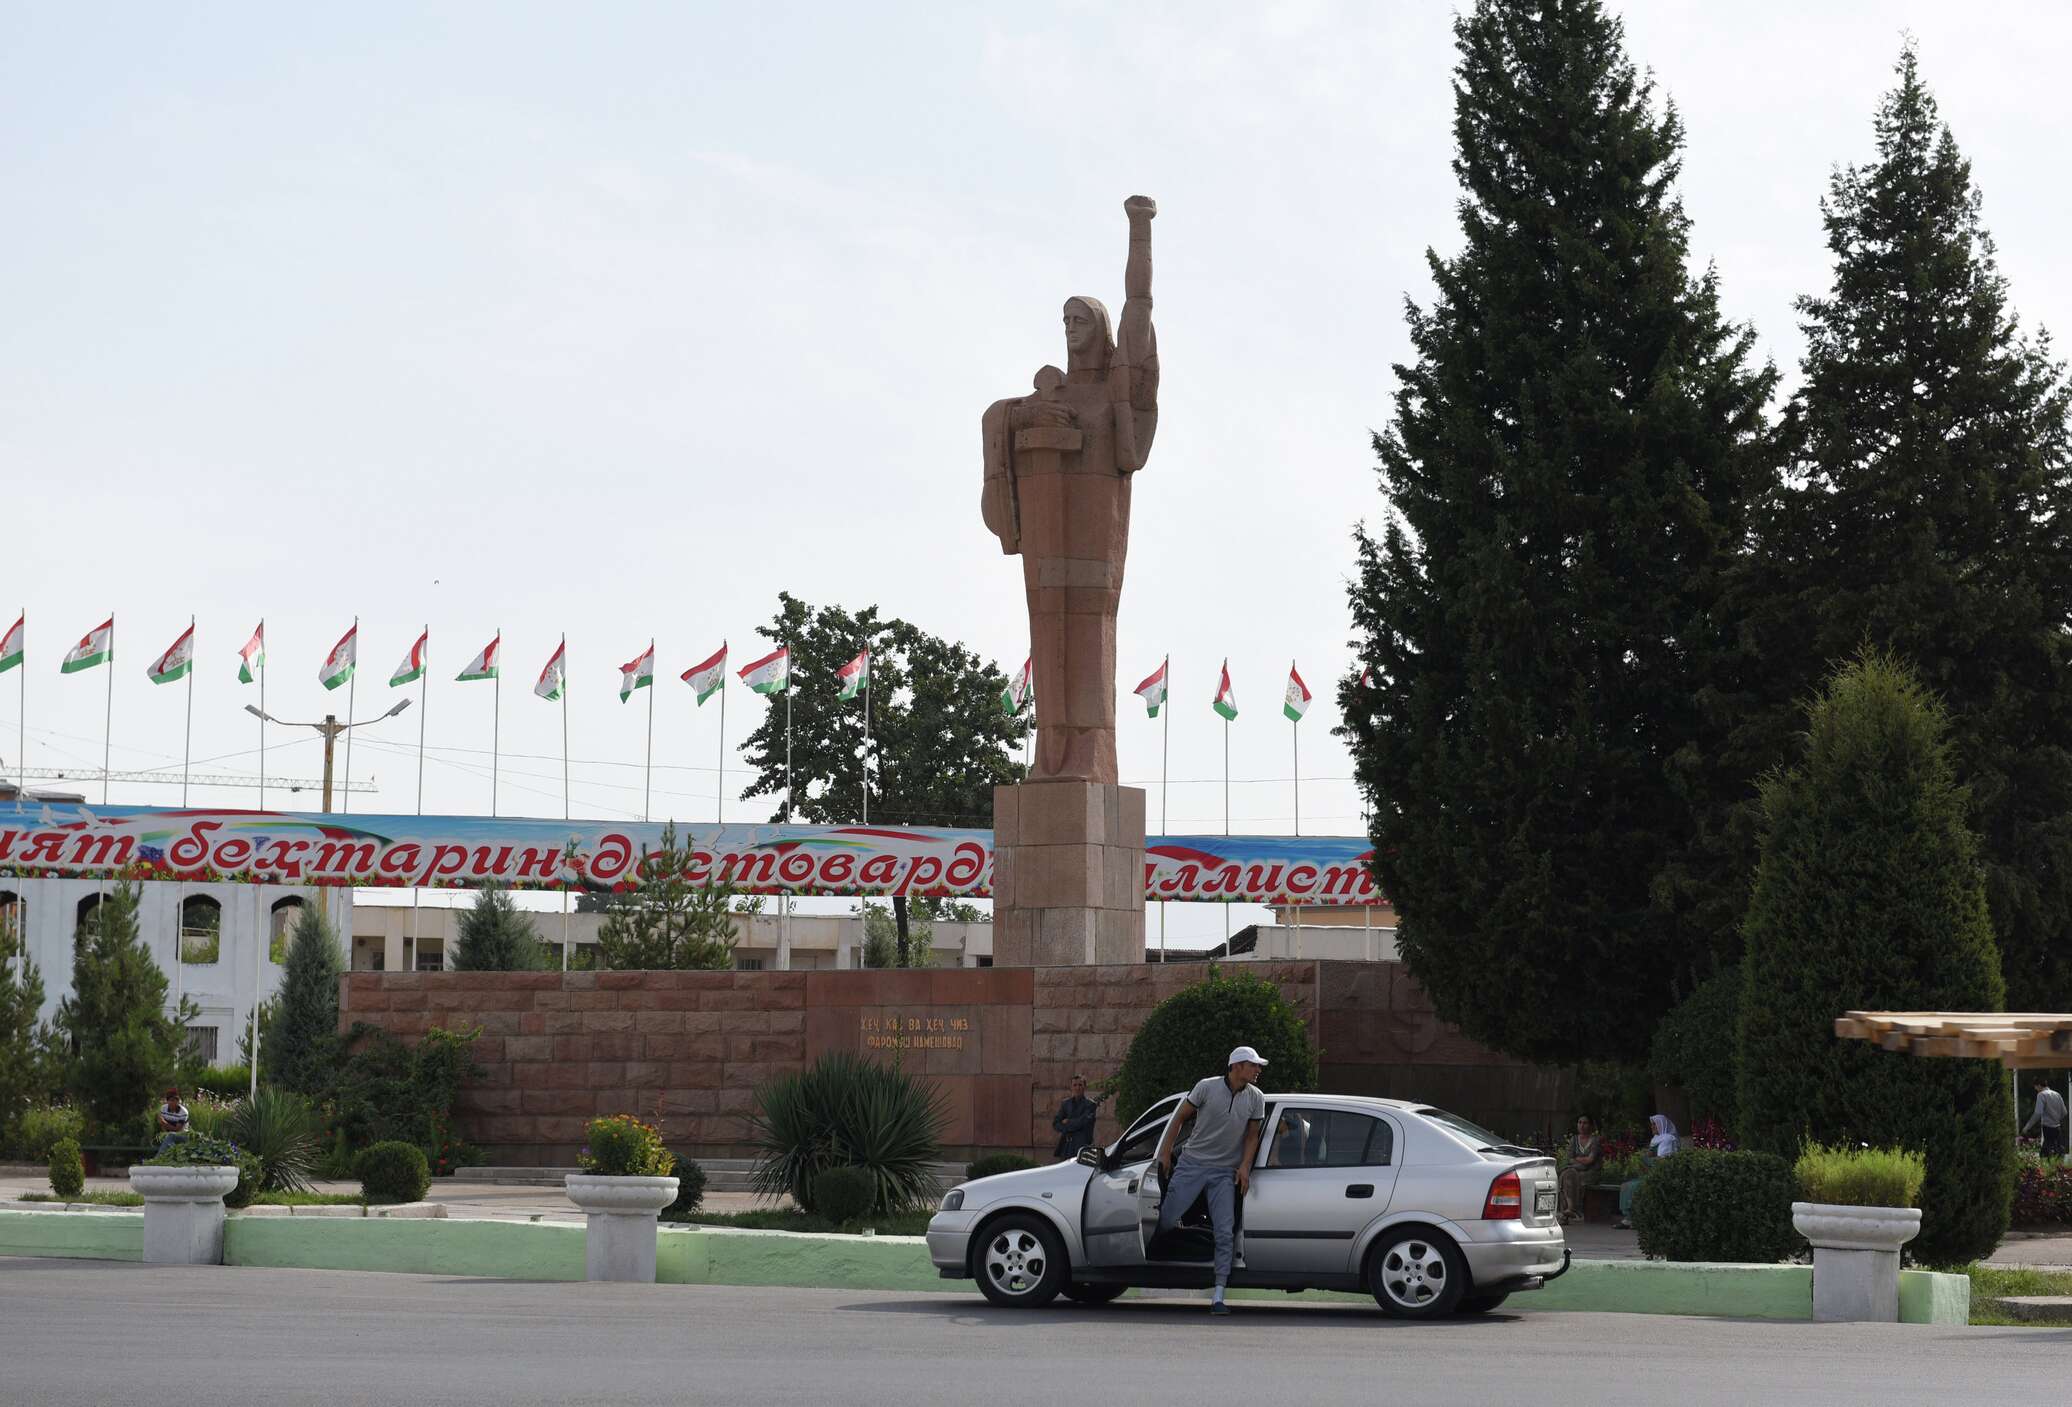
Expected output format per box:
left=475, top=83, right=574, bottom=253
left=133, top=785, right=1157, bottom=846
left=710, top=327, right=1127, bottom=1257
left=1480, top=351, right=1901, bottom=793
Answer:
left=102, top=613, right=115, bottom=805
left=181, top=616, right=195, bottom=808
left=249, top=883, right=261, bottom=1098
left=1292, top=660, right=1301, bottom=960
left=783, top=668, right=793, bottom=971
left=16, top=607, right=24, bottom=784
left=561, top=635, right=570, bottom=972
left=645, top=641, right=656, bottom=823
left=1223, top=698, right=1230, bottom=947
left=342, top=616, right=358, bottom=816
left=716, top=653, right=726, bottom=824
left=415, top=625, right=428, bottom=814
left=491, top=627, right=502, bottom=818
left=1160, top=655, right=1169, bottom=962
left=257, top=620, right=267, bottom=812
left=861, top=650, right=870, bottom=825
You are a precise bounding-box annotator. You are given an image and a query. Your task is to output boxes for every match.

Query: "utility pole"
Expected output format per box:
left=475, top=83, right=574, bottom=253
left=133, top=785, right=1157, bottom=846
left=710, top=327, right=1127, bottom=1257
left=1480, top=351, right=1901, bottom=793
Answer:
left=320, top=714, right=341, bottom=812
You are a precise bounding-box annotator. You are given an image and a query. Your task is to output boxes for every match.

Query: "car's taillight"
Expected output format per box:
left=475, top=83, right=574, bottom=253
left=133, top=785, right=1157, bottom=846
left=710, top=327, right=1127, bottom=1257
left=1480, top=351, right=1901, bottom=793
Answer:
left=1482, top=1169, right=1521, bottom=1221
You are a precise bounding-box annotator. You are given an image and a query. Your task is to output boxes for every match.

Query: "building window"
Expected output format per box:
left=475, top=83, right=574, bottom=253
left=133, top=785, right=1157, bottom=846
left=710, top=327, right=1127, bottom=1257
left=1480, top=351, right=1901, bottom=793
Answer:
left=183, top=1026, right=220, bottom=1063
left=974, top=956, right=994, bottom=968
left=269, top=898, right=304, bottom=963
left=0, top=890, right=22, bottom=951
left=179, top=895, right=222, bottom=964
left=75, top=893, right=104, bottom=939
left=736, top=957, right=765, bottom=971
left=415, top=949, right=443, bottom=973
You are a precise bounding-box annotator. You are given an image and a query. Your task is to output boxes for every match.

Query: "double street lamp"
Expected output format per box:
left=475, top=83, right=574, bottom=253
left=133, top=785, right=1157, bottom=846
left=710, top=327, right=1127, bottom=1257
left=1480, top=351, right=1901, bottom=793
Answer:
left=244, top=700, right=411, bottom=812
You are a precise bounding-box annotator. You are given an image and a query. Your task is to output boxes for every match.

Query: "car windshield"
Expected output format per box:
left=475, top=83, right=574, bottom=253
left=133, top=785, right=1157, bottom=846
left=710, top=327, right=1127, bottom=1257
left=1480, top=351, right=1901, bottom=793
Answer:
left=1415, top=1107, right=1536, bottom=1154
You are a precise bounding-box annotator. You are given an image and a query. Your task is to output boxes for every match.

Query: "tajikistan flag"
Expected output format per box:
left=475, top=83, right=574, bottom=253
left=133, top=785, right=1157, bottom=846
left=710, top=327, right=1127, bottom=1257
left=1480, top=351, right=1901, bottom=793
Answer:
left=682, top=643, right=727, bottom=706
left=738, top=646, right=789, bottom=695
left=148, top=625, right=195, bottom=685
left=619, top=643, right=655, bottom=703
left=62, top=618, right=114, bottom=674
left=390, top=630, right=429, bottom=687
left=318, top=624, right=357, bottom=690
left=1283, top=663, right=1312, bottom=723
left=1134, top=658, right=1168, bottom=718
left=836, top=649, right=869, bottom=701
left=0, top=614, right=22, bottom=675
left=535, top=641, right=566, bottom=701
left=458, top=635, right=500, bottom=682
left=237, top=623, right=265, bottom=684
left=1212, top=660, right=1237, bottom=721
left=1001, top=656, right=1032, bottom=716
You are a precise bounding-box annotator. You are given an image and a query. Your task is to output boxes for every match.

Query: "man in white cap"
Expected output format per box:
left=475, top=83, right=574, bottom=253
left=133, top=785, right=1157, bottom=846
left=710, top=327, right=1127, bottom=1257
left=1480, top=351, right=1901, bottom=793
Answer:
left=1153, top=1046, right=1268, bottom=1315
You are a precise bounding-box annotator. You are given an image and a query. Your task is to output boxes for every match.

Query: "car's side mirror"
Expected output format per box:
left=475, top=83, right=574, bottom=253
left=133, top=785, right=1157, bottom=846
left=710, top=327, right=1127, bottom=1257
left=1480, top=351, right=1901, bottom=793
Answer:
left=1076, top=1146, right=1103, bottom=1169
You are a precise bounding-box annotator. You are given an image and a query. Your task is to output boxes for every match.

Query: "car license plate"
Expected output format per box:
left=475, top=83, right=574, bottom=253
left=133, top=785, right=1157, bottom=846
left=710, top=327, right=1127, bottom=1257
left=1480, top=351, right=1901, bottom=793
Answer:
left=1534, top=1188, right=1555, bottom=1217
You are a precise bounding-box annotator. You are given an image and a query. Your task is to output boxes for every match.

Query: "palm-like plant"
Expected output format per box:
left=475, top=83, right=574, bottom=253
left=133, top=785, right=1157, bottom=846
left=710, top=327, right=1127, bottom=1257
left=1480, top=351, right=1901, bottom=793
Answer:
left=228, top=1087, right=322, bottom=1193
left=749, top=1053, right=947, bottom=1214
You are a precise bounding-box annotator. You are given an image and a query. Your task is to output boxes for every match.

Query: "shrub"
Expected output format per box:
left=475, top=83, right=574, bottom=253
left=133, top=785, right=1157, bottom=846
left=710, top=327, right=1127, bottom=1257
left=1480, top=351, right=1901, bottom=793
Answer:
left=56, top=881, right=195, bottom=1132
left=1648, top=966, right=1741, bottom=1129
left=327, top=1024, right=483, bottom=1164
left=189, top=1065, right=252, bottom=1100
left=356, top=1140, right=431, bottom=1203
left=1737, top=652, right=2014, bottom=1264
left=750, top=1052, right=948, bottom=1214
left=450, top=883, right=550, bottom=971
left=17, top=1105, right=86, bottom=1162
left=1795, top=1143, right=1927, bottom=1209
left=1111, top=966, right=1319, bottom=1125
left=813, top=1166, right=876, bottom=1224
left=579, top=1115, right=673, bottom=1178
left=664, top=1153, right=706, bottom=1218
left=1631, top=1149, right=1799, bottom=1263
left=145, top=1130, right=259, bottom=1205
left=260, top=904, right=344, bottom=1097
left=48, top=1137, right=85, bottom=1199
left=966, top=1153, right=1039, bottom=1182
left=228, top=1088, right=322, bottom=1193
left=2014, top=1154, right=2072, bottom=1226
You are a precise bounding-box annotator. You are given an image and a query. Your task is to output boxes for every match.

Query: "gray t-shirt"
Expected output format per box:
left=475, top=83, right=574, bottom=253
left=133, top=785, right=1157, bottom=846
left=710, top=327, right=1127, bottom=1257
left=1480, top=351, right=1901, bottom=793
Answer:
left=1176, top=1075, right=1265, bottom=1171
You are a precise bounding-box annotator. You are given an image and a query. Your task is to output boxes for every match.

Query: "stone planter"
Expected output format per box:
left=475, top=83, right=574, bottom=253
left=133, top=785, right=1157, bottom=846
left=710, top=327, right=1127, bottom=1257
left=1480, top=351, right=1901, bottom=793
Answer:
left=1792, top=1201, right=1922, bottom=1322
left=565, top=1174, right=678, bottom=1283
left=129, top=1164, right=240, bottom=1266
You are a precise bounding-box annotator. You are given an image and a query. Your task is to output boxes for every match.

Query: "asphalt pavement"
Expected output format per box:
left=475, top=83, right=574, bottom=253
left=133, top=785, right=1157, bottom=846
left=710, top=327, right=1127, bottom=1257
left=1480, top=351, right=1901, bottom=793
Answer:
left=1, top=1258, right=2061, bottom=1407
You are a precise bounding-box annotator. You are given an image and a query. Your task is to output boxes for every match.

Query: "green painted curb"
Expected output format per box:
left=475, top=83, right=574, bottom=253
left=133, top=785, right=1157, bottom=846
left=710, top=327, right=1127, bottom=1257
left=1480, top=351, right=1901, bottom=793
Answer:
left=0, top=1208, right=143, bottom=1262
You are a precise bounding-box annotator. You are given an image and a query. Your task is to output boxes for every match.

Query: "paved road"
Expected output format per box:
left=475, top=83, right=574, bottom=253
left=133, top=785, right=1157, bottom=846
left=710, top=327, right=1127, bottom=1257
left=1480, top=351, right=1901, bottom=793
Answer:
left=2, top=1259, right=2060, bottom=1406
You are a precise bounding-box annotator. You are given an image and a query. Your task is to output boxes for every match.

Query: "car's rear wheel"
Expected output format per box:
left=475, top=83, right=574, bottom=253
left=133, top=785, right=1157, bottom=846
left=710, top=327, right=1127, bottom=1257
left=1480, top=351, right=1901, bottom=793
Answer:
left=1366, top=1228, right=1467, bottom=1319
left=973, top=1214, right=1068, bottom=1308
left=1456, top=1291, right=1510, bottom=1314
left=1062, top=1281, right=1128, bottom=1305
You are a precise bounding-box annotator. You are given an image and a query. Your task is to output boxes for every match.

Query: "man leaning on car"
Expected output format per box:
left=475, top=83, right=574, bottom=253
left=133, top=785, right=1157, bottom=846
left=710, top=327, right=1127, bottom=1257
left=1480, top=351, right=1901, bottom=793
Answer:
left=1154, top=1046, right=1268, bottom=1315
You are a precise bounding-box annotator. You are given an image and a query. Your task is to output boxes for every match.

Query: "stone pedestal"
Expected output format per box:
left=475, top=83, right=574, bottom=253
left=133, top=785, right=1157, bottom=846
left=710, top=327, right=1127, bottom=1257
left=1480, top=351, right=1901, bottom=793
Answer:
left=1792, top=1201, right=1921, bottom=1322
left=130, top=1165, right=238, bottom=1265
left=566, top=1174, right=678, bottom=1282
left=993, top=781, right=1145, bottom=966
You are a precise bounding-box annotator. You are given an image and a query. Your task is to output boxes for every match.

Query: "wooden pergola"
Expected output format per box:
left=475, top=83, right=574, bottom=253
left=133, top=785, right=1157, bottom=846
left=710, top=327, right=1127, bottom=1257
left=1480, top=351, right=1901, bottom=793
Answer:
left=1836, top=1012, right=2072, bottom=1069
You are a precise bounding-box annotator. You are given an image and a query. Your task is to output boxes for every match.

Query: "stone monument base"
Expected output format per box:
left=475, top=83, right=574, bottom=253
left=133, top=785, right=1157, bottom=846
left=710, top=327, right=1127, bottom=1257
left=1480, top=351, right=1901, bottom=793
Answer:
left=992, top=781, right=1146, bottom=966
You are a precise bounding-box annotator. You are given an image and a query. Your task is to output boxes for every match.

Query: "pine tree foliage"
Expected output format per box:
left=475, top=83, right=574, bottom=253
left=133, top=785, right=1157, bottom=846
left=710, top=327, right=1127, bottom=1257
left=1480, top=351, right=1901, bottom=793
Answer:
left=451, top=884, right=549, bottom=972
left=595, top=824, right=740, bottom=971
left=1780, top=47, right=2072, bottom=1011
left=0, top=905, right=61, bottom=1141
left=261, top=903, right=344, bottom=1098
left=1736, top=652, right=2011, bottom=1265
left=1338, top=0, right=1778, bottom=1063
left=56, top=882, right=198, bottom=1130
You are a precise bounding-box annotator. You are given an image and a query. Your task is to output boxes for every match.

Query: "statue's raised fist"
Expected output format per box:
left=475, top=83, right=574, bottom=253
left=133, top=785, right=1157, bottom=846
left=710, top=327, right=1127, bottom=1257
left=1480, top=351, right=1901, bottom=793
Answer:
left=1124, top=195, right=1158, bottom=221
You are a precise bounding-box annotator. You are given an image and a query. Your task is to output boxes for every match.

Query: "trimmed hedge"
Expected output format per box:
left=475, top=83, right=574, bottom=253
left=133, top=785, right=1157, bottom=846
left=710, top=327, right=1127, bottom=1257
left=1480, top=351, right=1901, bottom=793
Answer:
left=1630, top=1149, right=1798, bottom=1263
left=48, top=1136, right=85, bottom=1199
left=664, top=1153, right=706, bottom=1218
left=966, top=1153, right=1039, bottom=1182
left=814, top=1166, right=876, bottom=1224
left=1111, top=966, right=1318, bottom=1124
left=1648, top=966, right=1740, bottom=1129
left=356, top=1140, right=431, bottom=1203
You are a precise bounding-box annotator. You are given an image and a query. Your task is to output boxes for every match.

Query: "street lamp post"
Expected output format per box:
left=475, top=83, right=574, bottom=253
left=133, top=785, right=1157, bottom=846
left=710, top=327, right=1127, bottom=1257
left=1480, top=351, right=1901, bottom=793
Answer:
left=244, top=700, right=412, bottom=813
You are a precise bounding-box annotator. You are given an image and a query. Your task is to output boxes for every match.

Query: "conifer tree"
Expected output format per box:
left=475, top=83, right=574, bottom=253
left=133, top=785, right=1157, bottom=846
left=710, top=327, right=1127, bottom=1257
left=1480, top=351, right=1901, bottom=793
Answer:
left=1340, top=0, right=1777, bottom=1062
left=595, top=825, right=741, bottom=971
left=1783, top=48, right=2072, bottom=1011
left=56, top=882, right=198, bottom=1131
left=261, top=903, right=344, bottom=1097
left=450, top=883, right=549, bottom=972
left=1737, top=652, right=2011, bottom=1264
left=0, top=906, right=61, bottom=1142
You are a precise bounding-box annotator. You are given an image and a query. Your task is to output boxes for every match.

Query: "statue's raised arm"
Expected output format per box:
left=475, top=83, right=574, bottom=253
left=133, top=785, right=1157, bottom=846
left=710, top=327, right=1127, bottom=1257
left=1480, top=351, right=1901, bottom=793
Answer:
left=1117, top=195, right=1159, bottom=467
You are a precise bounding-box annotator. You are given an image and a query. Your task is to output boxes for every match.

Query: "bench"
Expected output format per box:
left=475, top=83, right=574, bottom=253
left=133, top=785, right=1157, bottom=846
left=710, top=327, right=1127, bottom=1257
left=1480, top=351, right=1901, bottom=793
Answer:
left=78, top=1145, right=154, bottom=1177
left=1582, top=1181, right=1624, bottom=1223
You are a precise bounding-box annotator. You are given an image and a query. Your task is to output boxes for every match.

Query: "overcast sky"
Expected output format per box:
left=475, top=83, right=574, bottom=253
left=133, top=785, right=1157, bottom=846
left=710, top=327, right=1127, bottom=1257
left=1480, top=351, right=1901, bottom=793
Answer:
left=5, top=2, right=2069, bottom=941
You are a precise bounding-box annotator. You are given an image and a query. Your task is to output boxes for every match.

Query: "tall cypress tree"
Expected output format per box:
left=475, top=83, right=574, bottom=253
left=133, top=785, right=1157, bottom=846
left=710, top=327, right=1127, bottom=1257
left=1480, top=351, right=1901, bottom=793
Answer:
left=1340, top=0, right=1777, bottom=1063
left=1787, top=48, right=2072, bottom=1011
left=451, top=883, right=549, bottom=972
left=262, top=904, right=343, bottom=1097
left=56, top=882, right=198, bottom=1131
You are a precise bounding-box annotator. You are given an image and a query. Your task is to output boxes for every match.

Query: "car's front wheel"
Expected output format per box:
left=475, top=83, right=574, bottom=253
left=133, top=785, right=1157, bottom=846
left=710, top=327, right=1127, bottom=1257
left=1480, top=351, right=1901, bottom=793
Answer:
left=1062, top=1281, right=1127, bottom=1305
left=1366, top=1228, right=1467, bottom=1319
left=973, top=1214, right=1068, bottom=1308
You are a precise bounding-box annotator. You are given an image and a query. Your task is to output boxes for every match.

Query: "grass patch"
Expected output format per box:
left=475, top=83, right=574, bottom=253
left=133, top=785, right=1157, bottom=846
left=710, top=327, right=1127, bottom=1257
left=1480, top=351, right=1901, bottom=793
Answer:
left=251, top=1191, right=366, bottom=1207
left=1923, top=1262, right=2072, bottom=1325
left=670, top=1207, right=935, bottom=1237
left=19, top=1190, right=144, bottom=1207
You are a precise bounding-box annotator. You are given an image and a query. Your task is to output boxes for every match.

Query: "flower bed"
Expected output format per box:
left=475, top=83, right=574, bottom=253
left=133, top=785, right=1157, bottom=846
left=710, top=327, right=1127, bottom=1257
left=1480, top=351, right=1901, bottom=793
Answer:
left=2013, top=1153, right=2072, bottom=1226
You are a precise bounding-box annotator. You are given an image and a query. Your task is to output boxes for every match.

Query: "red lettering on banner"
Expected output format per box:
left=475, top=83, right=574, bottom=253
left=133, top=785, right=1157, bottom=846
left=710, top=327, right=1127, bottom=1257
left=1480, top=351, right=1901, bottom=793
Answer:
left=170, top=823, right=220, bottom=868
left=1241, top=863, right=1286, bottom=897
left=778, top=852, right=815, bottom=885
left=1160, top=864, right=1201, bottom=898
left=859, top=855, right=899, bottom=888
left=902, top=856, right=943, bottom=895
left=70, top=834, right=134, bottom=868
left=314, top=840, right=377, bottom=873
left=820, top=853, right=855, bottom=887
left=469, top=846, right=514, bottom=877
left=25, top=833, right=66, bottom=864
left=514, top=847, right=565, bottom=881
left=426, top=844, right=471, bottom=880
left=1202, top=864, right=1243, bottom=897
left=945, top=842, right=986, bottom=890
left=378, top=844, right=423, bottom=877
left=721, top=851, right=777, bottom=888
left=589, top=835, right=634, bottom=883
left=684, top=849, right=713, bottom=885
left=260, top=839, right=310, bottom=879
left=212, top=837, right=253, bottom=870
left=1321, top=865, right=1370, bottom=898
left=0, top=831, right=17, bottom=861
left=1285, top=864, right=1319, bottom=896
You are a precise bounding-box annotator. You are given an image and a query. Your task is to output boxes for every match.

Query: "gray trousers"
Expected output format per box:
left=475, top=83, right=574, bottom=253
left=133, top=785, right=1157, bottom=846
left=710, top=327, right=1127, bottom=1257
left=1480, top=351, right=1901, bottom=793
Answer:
left=1158, top=1159, right=1237, bottom=1287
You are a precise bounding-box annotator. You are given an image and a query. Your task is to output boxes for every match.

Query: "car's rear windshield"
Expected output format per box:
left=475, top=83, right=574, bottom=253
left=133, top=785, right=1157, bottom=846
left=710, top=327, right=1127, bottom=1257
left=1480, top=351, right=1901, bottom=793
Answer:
left=1414, top=1107, right=1512, bottom=1150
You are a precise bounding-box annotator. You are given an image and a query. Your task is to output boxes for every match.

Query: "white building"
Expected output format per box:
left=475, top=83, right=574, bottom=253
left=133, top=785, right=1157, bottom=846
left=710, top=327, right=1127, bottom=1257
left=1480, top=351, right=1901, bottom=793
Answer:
left=0, top=878, right=350, bottom=1065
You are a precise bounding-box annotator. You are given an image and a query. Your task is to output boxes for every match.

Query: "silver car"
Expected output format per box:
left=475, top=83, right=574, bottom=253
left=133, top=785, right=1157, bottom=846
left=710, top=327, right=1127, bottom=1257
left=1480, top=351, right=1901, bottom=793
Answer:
left=927, top=1092, right=1568, bottom=1317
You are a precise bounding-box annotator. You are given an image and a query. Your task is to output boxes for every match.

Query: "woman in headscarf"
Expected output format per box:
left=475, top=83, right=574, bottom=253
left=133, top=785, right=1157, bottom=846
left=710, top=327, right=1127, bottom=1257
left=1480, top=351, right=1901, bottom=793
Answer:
left=1613, top=1115, right=1679, bottom=1230
left=1557, top=1115, right=1602, bottom=1224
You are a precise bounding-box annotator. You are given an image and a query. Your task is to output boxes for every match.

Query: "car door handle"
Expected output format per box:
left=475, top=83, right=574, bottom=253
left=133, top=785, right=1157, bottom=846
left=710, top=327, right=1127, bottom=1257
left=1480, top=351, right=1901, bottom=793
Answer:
left=1127, top=1178, right=1139, bottom=1194
left=1345, top=1184, right=1374, bottom=1199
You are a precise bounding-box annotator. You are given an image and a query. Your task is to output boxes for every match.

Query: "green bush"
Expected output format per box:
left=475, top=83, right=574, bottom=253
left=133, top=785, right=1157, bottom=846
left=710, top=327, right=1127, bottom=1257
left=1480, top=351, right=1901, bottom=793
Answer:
left=965, top=1153, right=1039, bottom=1182
left=228, top=1088, right=322, bottom=1193
left=1111, top=966, right=1319, bottom=1124
left=189, top=1065, right=251, bottom=1100
left=450, top=883, right=551, bottom=971
left=1648, top=966, right=1741, bottom=1129
left=327, top=1024, right=483, bottom=1166
left=144, top=1131, right=259, bottom=1205
left=579, top=1115, right=673, bottom=1178
left=48, top=1137, right=85, bottom=1199
left=1737, top=652, right=2014, bottom=1264
left=260, top=904, right=344, bottom=1097
left=56, top=882, right=195, bottom=1132
left=17, top=1105, right=86, bottom=1162
left=356, top=1140, right=431, bottom=1203
left=1631, top=1149, right=1798, bottom=1263
left=813, top=1166, right=876, bottom=1224
left=750, top=1052, right=947, bottom=1215
left=1795, top=1143, right=1927, bottom=1209
left=664, top=1153, right=706, bottom=1218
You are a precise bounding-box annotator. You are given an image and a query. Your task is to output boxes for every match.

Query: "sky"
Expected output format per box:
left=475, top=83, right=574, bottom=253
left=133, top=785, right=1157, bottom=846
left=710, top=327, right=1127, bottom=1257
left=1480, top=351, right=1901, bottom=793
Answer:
left=4, top=1, right=2070, bottom=943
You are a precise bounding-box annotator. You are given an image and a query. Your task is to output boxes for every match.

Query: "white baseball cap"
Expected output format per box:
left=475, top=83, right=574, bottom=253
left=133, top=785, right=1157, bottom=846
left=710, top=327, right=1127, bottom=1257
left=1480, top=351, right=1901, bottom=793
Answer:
left=1227, top=1046, right=1269, bottom=1067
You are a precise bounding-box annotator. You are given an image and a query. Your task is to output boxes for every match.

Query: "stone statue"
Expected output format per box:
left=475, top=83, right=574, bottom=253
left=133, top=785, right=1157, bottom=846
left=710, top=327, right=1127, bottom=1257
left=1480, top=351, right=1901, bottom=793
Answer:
left=982, top=195, right=1159, bottom=784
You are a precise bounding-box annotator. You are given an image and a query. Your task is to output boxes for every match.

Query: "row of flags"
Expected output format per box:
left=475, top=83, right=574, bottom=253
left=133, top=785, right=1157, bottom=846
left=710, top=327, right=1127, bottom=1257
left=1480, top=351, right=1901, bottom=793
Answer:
left=4, top=612, right=1347, bottom=726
